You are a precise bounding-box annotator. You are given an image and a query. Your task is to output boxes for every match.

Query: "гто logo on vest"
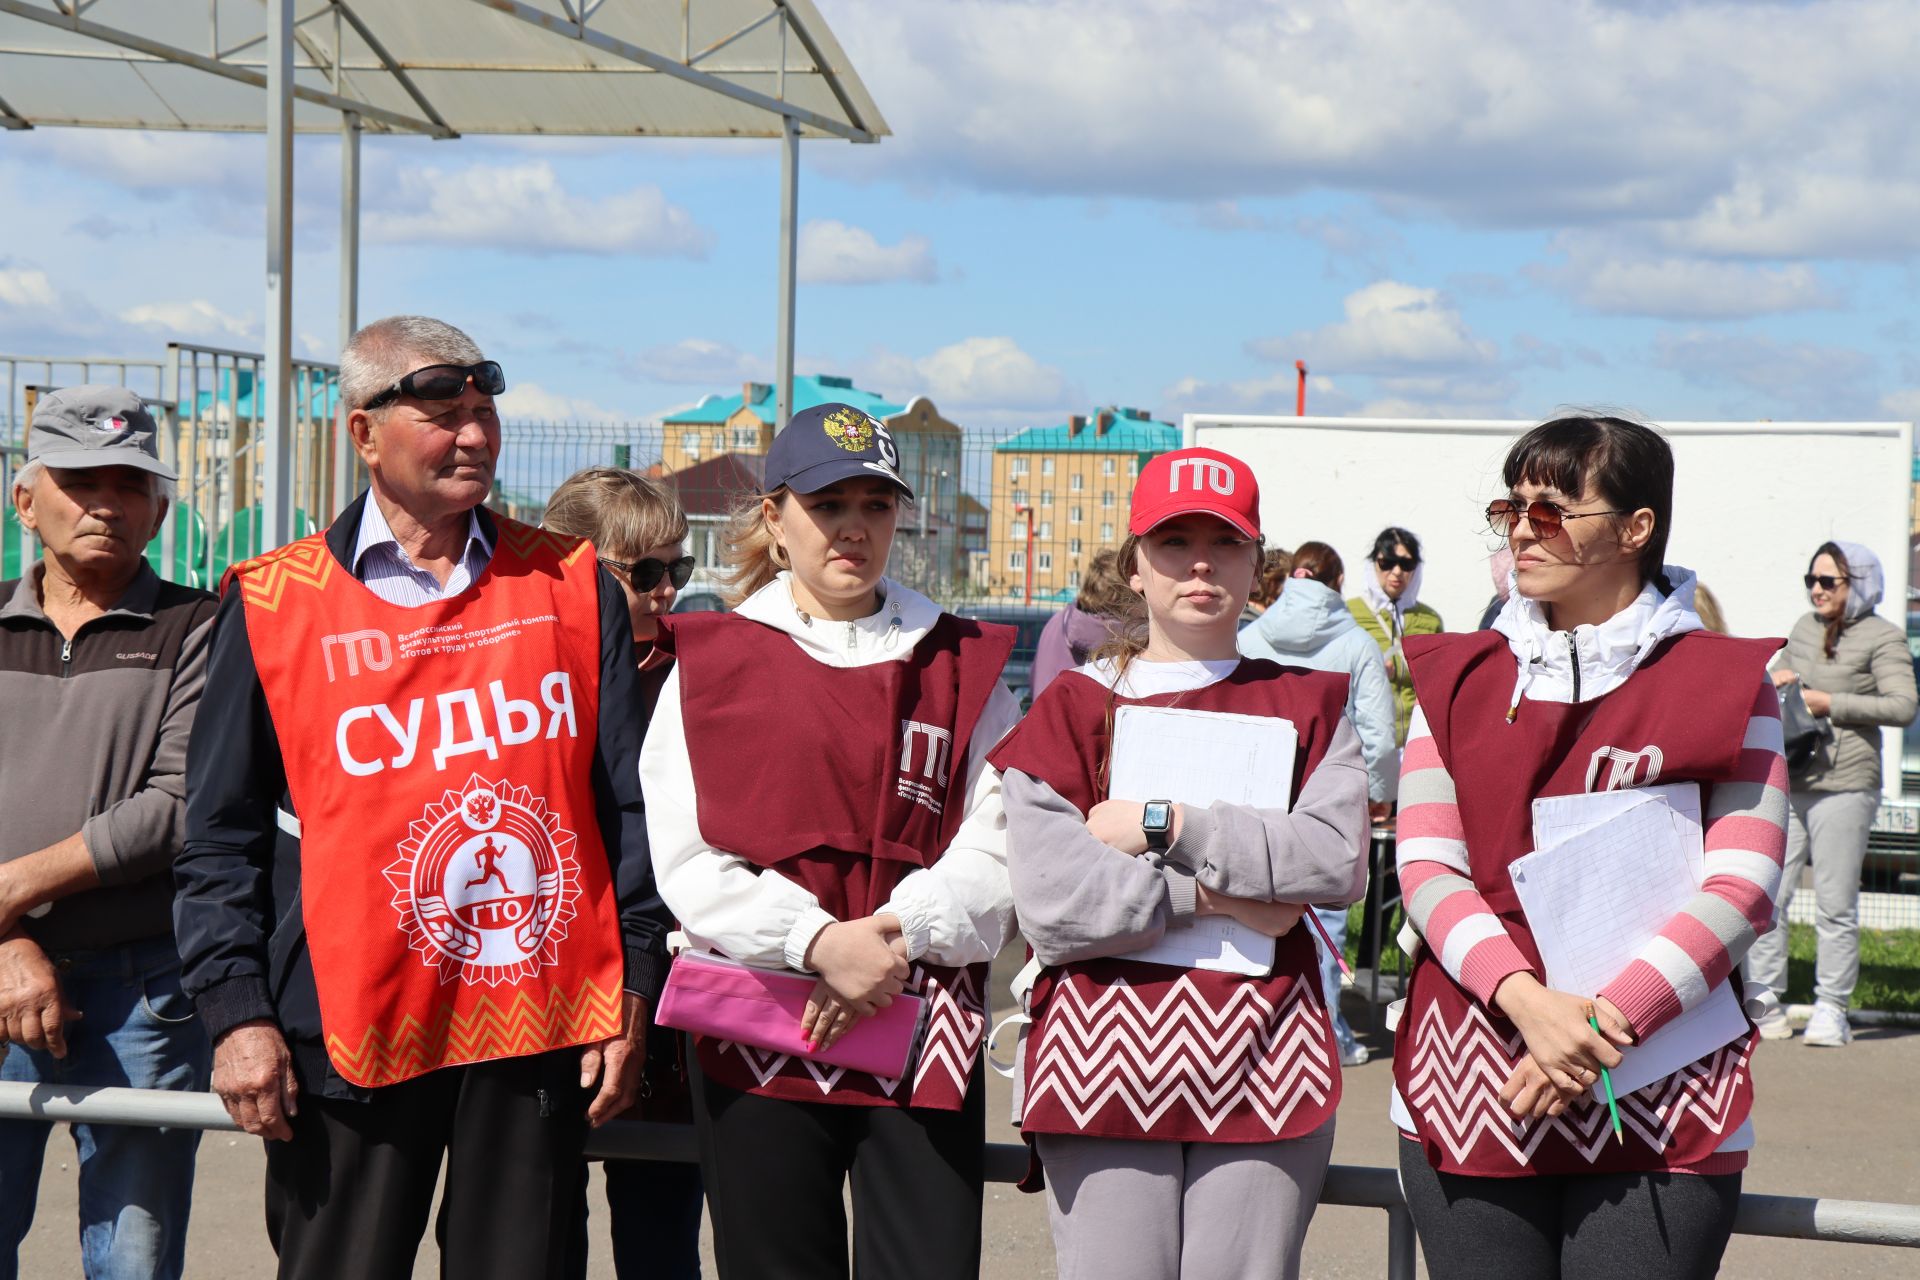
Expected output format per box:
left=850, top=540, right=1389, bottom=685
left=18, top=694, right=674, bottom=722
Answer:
left=1585, top=744, right=1664, bottom=792
left=322, top=629, right=393, bottom=682
left=383, top=774, right=581, bottom=985
left=898, top=718, right=953, bottom=816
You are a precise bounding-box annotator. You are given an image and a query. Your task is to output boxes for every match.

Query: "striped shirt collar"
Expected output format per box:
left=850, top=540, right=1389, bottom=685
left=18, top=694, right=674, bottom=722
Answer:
left=351, top=495, right=494, bottom=603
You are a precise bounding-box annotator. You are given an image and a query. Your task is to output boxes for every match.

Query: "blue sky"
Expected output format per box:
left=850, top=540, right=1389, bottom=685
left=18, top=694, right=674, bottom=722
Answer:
left=4, top=0, right=1920, bottom=434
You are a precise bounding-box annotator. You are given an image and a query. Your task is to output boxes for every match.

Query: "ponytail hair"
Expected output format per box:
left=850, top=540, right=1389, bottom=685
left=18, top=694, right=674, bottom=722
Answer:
left=1290, top=540, right=1343, bottom=587
left=720, top=486, right=792, bottom=608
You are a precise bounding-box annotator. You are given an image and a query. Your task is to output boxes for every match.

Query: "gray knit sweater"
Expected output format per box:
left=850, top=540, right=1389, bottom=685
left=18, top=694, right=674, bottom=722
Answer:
left=1781, top=611, right=1917, bottom=794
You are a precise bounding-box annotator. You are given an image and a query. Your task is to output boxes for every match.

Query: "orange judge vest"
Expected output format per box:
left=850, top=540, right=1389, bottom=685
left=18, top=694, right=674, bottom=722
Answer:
left=229, top=518, right=624, bottom=1088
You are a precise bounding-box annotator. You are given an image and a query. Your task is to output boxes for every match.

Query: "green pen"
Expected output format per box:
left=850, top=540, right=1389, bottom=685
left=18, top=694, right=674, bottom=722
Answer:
left=1587, top=1002, right=1623, bottom=1145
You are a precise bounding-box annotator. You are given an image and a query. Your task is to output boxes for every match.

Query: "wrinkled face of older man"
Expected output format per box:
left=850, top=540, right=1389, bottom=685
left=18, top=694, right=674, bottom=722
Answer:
left=353, top=365, right=501, bottom=521
left=15, top=464, right=166, bottom=581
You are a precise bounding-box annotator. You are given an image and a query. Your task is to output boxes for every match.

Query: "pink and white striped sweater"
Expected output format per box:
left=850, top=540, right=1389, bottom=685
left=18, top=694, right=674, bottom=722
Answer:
left=1396, top=679, right=1789, bottom=1039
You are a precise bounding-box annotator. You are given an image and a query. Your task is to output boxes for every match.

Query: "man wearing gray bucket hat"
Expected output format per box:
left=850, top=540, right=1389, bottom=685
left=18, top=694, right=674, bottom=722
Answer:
left=0, top=386, right=217, bottom=1279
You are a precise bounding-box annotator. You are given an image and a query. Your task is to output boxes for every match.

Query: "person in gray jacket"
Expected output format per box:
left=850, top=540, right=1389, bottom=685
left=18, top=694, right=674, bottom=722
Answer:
left=1749, top=540, right=1917, bottom=1047
left=0, top=388, right=216, bottom=1279
left=1237, top=541, right=1394, bottom=1066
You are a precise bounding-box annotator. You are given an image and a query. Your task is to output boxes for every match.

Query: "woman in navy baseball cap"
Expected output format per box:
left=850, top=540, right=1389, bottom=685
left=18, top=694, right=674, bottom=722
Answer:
left=639, top=403, right=1021, bottom=1278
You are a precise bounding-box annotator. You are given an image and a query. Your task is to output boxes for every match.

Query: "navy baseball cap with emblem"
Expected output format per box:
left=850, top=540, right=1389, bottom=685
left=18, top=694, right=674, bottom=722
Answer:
left=26, top=385, right=177, bottom=480
left=764, top=402, right=914, bottom=500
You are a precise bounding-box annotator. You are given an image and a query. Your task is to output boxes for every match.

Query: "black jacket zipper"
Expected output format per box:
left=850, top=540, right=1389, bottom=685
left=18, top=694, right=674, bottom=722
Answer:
left=1566, top=631, right=1581, bottom=703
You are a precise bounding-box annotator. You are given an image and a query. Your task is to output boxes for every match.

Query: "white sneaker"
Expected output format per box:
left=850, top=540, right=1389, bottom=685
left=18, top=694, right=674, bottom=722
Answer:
left=1753, top=1005, right=1794, bottom=1040
left=1340, top=1042, right=1371, bottom=1067
left=1802, top=1002, right=1853, bottom=1048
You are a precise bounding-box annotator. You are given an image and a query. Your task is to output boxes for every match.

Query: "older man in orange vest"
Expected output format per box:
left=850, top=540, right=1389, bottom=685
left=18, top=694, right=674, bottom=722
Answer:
left=175, top=315, right=668, bottom=1279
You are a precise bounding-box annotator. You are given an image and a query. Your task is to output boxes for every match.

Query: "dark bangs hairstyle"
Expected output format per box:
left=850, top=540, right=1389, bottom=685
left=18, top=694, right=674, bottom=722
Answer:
left=1370, top=526, right=1422, bottom=565
left=1502, top=415, right=1673, bottom=591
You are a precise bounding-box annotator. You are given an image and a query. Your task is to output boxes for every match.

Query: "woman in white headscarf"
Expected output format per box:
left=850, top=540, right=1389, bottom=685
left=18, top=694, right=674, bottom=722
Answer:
left=1347, top=526, right=1444, bottom=747
left=1749, top=540, right=1917, bottom=1047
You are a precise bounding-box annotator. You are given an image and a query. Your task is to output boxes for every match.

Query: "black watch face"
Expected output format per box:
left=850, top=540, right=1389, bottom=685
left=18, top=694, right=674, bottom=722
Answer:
left=1143, top=801, right=1172, bottom=831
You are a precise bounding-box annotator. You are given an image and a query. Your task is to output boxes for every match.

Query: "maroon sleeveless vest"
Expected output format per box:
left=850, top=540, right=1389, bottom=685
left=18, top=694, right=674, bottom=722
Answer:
left=989, top=660, right=1352, bottom=1143
left=674, top=610, right=1013, bottom=1109
left=1393, top=628, right=1779, bottom=1176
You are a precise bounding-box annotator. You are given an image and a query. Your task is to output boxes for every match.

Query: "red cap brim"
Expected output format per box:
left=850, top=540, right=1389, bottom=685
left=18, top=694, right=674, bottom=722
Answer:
left=1128, top=503, right=1261, bottom=541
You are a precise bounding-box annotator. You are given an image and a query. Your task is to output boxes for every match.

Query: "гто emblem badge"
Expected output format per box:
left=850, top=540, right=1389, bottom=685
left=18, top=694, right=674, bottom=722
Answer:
left=384, top=775, right=579, bottom=985
left=822, top=406, right=878, bottom=453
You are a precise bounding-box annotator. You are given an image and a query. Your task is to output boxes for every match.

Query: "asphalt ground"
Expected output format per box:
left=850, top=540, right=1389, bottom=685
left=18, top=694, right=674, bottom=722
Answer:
left=19, top=985, right=1920, bottom=1278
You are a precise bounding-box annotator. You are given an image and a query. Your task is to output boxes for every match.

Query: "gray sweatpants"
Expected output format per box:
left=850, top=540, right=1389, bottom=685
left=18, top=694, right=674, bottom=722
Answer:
left=1036, top=1120, right=1336, bottom=1280
left=1747, top=788, right=1879, bottom=1009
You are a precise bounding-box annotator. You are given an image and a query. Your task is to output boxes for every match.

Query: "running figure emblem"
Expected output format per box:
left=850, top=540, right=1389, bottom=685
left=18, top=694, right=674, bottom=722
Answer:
left=385, top=775, right=582, bottom=985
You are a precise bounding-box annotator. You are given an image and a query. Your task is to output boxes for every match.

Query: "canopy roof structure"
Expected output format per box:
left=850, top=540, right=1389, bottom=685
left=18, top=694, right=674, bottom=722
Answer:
left=0, top=0, right=884, bottom=140
left=0, top=0, right=888, bottom=544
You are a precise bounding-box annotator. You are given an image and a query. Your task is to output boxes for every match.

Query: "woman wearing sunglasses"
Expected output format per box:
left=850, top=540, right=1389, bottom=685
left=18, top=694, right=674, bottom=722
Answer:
left=542, top=466, right=703, bottom=1280
left=1390, top=415, right=1789, bottom=1280
left=1347, top=526, right=1443, bottom=749
left=1747, top=542, right=1916, bottom=1047
left=641, top=404, right=1020, bottom=1279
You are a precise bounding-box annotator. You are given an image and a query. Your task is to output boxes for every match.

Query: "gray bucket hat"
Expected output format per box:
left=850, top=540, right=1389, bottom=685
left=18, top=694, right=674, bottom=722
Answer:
left=26, top=386, right=177, bottom=480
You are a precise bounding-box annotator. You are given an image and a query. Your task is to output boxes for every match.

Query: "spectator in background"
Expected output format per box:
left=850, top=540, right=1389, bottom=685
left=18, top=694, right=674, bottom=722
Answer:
left=1031, top=548, right=1135, bottom=698
left=0, top=388, right=217, bottom=1280
left=1476, top=547, right=1513, bottom=630
left=1749, top=541, right=1917, bottom=1047
left=1246, top=546, right=1295, bottom=616
left=543, top=466, right=702, bottom=1280
left=1348, top=527, right=1443, bottom=748
left=1238, top=541, right=1395, bottom=1066
left=1694, top=581, right=1728, bottom=634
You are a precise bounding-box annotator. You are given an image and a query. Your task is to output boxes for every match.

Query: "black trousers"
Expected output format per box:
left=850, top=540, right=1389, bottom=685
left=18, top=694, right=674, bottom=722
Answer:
left=1398, top=1138, right=1742, bottom=1280
left=265, top=1050, right=591, bottom=1280
left=691, top=1058, right=986, bottom=1280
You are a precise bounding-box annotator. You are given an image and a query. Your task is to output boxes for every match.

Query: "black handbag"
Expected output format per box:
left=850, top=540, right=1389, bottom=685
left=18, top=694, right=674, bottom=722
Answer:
left=1779, top=682, right=1830, bottom=773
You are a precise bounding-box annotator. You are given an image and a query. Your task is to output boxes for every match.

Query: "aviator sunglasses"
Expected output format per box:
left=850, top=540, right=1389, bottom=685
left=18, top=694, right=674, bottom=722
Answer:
left=1375, top=554, right=1419, bottom=573
left=1484, top=497, right=1629, bottom=540
left=601, top=554, right=696, bottom=592
left=1804, top=574, right=1852, bottom=592
left=363, top=360, right=506, bottom=410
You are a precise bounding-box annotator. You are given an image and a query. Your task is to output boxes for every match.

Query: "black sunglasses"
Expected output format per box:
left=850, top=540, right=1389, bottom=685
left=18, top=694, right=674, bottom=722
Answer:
left=601, top=555, right=695, bottom=592
left=364, top=361, right=505, bottom=411
left=1375, top=554, right=1418, bottom=573
left=1803, top=574, right=1852, bottom=591
left=1485, top=497, right=1629, bottom=540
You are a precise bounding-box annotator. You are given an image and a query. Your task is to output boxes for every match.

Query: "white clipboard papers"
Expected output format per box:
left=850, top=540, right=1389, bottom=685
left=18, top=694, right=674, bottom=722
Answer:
left=1108, top=706, right=1298, bottom=976
left=1509, top=785, right=1747, bottom=1100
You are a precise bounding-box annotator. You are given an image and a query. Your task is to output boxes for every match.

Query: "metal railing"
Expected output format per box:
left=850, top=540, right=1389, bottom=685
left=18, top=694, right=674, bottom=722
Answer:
left=3, top=1081, right=1916, bottom=1278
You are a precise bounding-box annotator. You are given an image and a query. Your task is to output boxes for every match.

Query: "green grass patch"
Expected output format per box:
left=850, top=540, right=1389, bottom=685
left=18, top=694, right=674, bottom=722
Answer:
left=1338, top=907, right=1920, bottom=1016
left=1783, top=923, right=1920, bottom=1014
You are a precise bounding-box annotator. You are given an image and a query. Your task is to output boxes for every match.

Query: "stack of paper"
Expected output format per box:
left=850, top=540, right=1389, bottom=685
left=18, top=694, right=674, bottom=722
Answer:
left=1509, top=784, right=1747, bottom=1099
left=1107, top=706, right=1298, bottom=976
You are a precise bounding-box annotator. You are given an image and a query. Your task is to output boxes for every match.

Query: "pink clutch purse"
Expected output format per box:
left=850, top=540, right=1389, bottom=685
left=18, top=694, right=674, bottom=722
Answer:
left=656, top=949, right=928, bottom=1080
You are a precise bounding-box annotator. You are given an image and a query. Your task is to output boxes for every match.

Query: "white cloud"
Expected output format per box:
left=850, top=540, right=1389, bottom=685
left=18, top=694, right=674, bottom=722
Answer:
left=1533, top=235, right=1840, bottom=319
left=496, top=381, right=622, bottom=421
left=797, top=220, right=937, bottom=285
left=823, top=0, right=1920, bottom=257
left=864, top=336, right=1076, bottom=409
left=364, top=162, right=711, bottom=258
left=1652, top=330, right=1877, bottom=415
left=0, top=267, right=57, bottom=311
left=1351, top=373, right=1518, bottom=420
left=623, top=338, right=765, bottom=386
left=1248, top=281, right=1497, bottom=374
left=1161, top=370, right=1352, bottom=418
left=121, top=300, right=256, bottom=344
left=1880, top=388, right=1920, bottom=422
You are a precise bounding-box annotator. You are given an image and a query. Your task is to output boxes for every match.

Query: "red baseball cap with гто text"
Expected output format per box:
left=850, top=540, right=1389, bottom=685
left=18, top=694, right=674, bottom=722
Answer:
left=1128, top=446, right=1262, bottom=540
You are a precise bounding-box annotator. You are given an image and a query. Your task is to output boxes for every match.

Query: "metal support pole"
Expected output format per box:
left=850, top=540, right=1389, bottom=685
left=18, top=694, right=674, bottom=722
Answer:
left=1385, top=1203, right=1418, bottom=1280
left=262, top=0, right=295, bottom=549
left=774, top=116, right=799, bottom=431
left=334, top=110, right=361, bottom=516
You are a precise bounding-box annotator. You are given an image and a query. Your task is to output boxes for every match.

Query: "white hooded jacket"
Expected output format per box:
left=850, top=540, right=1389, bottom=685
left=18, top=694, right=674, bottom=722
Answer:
left=641, top=572, right=1023, bottom=973
left=1492, top=565, right=1706, bottom=711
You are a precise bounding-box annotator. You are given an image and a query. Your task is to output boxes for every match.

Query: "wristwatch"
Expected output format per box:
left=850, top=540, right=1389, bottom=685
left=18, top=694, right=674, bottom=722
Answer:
left=1142, top=800, right=1174, bottom=853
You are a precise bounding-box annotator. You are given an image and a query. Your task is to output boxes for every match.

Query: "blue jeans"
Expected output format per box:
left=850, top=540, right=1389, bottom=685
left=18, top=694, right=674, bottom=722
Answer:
left=1312, top=907, right=1360, bottom=1058
left=0, top=935, right=211, bottom=1280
